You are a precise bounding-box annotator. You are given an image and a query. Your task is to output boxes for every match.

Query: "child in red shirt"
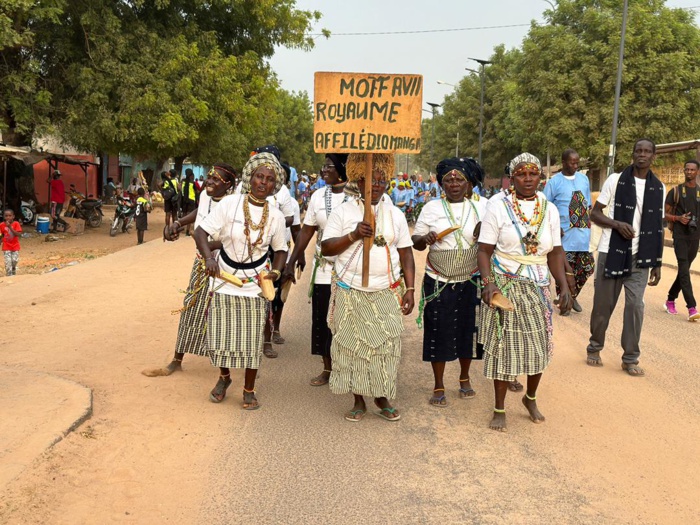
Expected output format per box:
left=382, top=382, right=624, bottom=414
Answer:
left=1, top=209, right=22, bottom=276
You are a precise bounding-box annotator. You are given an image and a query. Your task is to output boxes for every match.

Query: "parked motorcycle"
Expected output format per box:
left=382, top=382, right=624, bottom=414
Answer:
left=110, top=196, right=136, bottom=237
left=64, top=185, right=104, bottom=228
left=20, top=198, right=36, bottom=225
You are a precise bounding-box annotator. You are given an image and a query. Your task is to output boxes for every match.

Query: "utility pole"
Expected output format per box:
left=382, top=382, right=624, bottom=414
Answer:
left=427, top=102, right=441, bottom=173
left=469, top=58, right=492, bottom=164
left=605, top=0, right=629, bottom=185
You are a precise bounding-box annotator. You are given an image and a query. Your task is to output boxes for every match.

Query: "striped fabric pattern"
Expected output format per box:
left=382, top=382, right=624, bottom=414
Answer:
left=427, top=246, right=478, bottom=281
left=174, top=258, right=210, bottom=357
left=480, top=278, right=552, bottom=382
left=207, top=293, right=267, bottom=370
left=328, top=286, right=404, bottom=399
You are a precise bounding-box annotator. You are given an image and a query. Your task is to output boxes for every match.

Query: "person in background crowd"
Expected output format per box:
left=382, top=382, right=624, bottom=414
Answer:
left=1, top=208, right=22, bottom=276
left=587, top=139, right=665, bottom=377
left=160, top=170, right=179, bottom=228
left=134, top=187, right=151, bottom=245
left=127, top=177, right=140, bottom=199
left=544, top=149, right=594, bottom=315
left=181, top=169, right=198, bottom=236
left=427, top=173, right=441, bottom=201
left=49, top=171, right=66, bottom=232
left=664, top=159, right=700, bottom=321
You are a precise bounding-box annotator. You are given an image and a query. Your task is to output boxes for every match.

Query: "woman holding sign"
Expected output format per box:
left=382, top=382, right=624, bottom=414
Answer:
left=477, top=153, right=573, bottom=432
left=412, top=157, right=487, bottom=407
left=194, top=152, right=288, bottom=410
left=321, top=153, right=415, bottom=422
left=283, top=153, right=349, bottom=386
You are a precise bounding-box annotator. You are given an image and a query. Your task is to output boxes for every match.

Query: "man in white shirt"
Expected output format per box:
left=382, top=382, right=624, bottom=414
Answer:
left=586, top=139, right=665, bottom=377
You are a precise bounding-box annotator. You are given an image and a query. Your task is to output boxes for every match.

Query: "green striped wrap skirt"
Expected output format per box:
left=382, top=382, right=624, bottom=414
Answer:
left=479, top=276, right=553, bottom=382
left=328, top=286, right=404, bottom=399
left=174, top=257, right=210, bottom=357
left=207, top=292, right=267, bottom=370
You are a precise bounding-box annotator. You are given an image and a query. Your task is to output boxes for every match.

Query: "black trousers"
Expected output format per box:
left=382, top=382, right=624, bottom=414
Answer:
left=667, top=238, right=699, bottom=308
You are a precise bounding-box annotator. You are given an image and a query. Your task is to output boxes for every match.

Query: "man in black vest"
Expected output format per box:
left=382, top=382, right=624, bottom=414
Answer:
left=664, top=159, right=700, bottom=321
left=586, top=139, right=665, bottom=377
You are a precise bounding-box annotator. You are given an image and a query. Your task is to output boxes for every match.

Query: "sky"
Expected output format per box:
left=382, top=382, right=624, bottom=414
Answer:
left=270, top=0, right=700, bottom=111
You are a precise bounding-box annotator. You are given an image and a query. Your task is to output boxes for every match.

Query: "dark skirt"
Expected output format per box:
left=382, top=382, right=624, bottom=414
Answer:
left=311, top=284, right=333, bottom=357
left=422, top=274, right=483, bottom=362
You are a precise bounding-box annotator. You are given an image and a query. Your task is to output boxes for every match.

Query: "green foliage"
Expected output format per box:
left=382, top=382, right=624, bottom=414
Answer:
left=424, top=0, right=700, bottom=176
left=1, top=0, right=323, bottom=167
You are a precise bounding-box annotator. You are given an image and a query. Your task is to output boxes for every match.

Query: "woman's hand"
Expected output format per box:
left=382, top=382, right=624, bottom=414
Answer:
left=354, top=221, right=374, bottom=239
left=481, top=282, right=499, bottom=308
left=297, top=253, right=306, bottom=272
left=423, top=231, right=438, bottom=246
left=282, top=262, right=296, bottom=285
left=204, top=257, right=219, bottom=278
left=163, top=222, right=183, bottom=242
left=557, top=288, right=573, bottom=315
left=401, top=289, right=415, bottom=315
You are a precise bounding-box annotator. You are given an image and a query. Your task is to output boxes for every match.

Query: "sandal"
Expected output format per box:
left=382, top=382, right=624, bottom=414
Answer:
left=587, top=353, right=603, bottom=367
left=310, top=370, right=331, bottom=386
left=429, top=388, right=448, bottom=407
left=508, top=379, right=524, bottom=392
left=344, top=409, right=365, bottom=422
left=242, top=389, right=261, bottom=410
left=621, top=363, right=645, bottom=377
left=263, top=342, right=278, bottom=359
left=209, top=374, right=232, bottom=403
left=376, top=407, right=401, bottom=421
left=272, top=330, right=285, bottom=344
left=459, top=377, right=476, bottom=398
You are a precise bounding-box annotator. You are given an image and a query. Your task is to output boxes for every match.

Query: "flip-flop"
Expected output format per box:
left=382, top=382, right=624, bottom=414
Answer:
left=587, top=354, right=603, bottom=367
left=344, top=409, right=365, bottom=422
left=459, top=378, right=476, bottom=398
left=429, top=393, right=448, bottom=407
left=263, top=343, right=278, bottom=359
left=376, top=407, right=401, bottom=421
left=272, top=331, right=285, bottom=344
left=242, top=391, right=261, bottom=410
left=621, top=363, right=645, bottom=377
left=209, top=375, right=232, bottom=403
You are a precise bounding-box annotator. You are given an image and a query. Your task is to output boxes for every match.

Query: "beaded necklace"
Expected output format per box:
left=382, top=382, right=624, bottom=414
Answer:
left=242, top=195, right=269, bottom=260
left=504, top=194, right=548, bottom=255
left=441, top=196, right=478, bottom=249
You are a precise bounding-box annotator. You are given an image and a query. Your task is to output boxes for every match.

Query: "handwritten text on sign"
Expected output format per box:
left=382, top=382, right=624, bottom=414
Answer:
left=313, top=72, right=423, bottom=154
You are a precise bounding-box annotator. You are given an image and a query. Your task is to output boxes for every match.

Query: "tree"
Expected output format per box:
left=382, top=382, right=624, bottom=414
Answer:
left=517, top=0, right=700, bottom=169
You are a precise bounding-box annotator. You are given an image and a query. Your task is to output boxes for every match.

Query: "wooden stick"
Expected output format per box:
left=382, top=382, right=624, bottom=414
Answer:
left=362, top=153, right=374, bottom=287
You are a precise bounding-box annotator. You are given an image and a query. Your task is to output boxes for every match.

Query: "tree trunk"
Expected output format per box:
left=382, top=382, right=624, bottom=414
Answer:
left=173, top=155, right=187, bottom=181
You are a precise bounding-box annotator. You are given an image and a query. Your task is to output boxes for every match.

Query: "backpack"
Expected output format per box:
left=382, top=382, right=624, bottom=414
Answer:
left=668, top=185, right=680, bottom=232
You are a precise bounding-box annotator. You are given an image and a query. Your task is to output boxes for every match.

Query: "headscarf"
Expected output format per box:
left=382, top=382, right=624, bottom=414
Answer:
left=240, top=152, right=284, bottom=195
left=435, top=157, right=485, bottom=188
left=251, top=144, right=281, bottom=161
left=325, top=153, right=349, bottom=182
left=345, top=153, right=395, bottom=182
left=508, top=153, right=541, bottom=175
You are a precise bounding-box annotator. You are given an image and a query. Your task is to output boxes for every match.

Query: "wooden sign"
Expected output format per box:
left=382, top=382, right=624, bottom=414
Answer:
left=313, top=72, right=423, bottom=154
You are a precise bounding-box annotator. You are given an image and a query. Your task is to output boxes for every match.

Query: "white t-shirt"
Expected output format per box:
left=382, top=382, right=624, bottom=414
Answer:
left=596, top=173, right=666, bottom=255
left=199, top=194, right=287, bottom=297
left=478, top=191, right=561, bottom=284
left=304, top=187, right=349, bottom=285
left=324, top=199, right=413, bottom=292
left=414, top=197, right=487, bottom=282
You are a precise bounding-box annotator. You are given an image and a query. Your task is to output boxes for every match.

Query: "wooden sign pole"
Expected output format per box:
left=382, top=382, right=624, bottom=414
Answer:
left=362, top=153, right=374, bottom=288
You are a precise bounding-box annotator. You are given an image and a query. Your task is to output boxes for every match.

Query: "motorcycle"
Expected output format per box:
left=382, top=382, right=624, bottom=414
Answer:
left=110, top=196, right=136, bottom=237
left=64, top=186, right=104, bottom=228
left=20, top=198, right=36, bottom=225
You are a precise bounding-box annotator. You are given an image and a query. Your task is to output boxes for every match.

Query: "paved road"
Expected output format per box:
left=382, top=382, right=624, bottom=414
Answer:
left=1, top=237, right=698, bottom=524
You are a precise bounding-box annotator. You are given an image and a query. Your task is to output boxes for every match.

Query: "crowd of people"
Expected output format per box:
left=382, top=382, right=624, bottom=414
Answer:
left=134, top=137, right=700, bottom=433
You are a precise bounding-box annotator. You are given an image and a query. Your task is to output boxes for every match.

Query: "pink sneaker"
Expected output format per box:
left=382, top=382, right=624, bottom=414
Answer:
left=689, top=307, right=700, bottom=322
left=664, top=301, right=678, bottom=315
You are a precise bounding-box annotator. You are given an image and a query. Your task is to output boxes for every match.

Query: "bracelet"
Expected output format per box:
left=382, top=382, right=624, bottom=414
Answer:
left=347, top=232, right=356, bottom=242
left=404, top=287, right=415, bottom=292
left=270, top=269, right=282, bottom=280
left=207, top=256, right=216, bottom=261
left=482, top=275, right=494, bottom=286
left=565, top=272, right=574, bottom=276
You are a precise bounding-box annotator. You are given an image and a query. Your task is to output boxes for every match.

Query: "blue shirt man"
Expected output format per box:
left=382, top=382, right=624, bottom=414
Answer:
left=543, top=149, right=594, bottom=310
